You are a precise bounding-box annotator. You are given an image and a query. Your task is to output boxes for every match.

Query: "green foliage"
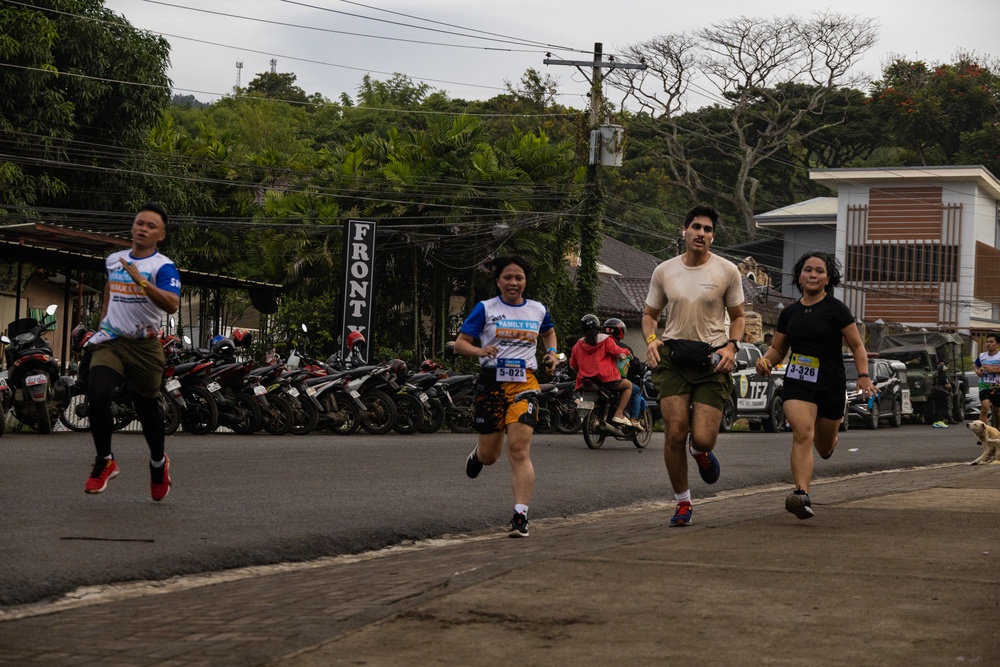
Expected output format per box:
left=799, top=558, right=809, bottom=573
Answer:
left=245, top=71, right=309, bottom=104
left=0, top=0, right=170, bottom=214
left=869, top=55, right=1000, bottom=165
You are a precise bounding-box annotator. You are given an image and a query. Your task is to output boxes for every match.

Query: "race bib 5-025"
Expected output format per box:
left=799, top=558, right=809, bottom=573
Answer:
left=496, top=358, right=527, bottom=383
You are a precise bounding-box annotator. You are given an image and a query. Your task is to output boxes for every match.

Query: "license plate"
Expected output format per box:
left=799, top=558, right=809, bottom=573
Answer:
left=25, top=374, right=47, bottom=387
left=165, top=379, right=180, bottom=392
left=288, top=388, right=299, bottom=397
left=350, top=390, right=361, bottom=399
left=253, top=385, right=266, bottom=395
left=306, top=386, right=317, bottom=397
left=0, top=378, right=7, bottom=389
left=418, top=392, right=429, bottom=404
left=207, top=382, right=222, bottom=393
left=576, top=400, right=594, bottom=411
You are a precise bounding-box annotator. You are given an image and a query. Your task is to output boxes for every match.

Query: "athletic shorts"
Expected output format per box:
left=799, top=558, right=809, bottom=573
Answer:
left=782, top=378, right=846, bottom=421
left=650, top=353, right=732, bottom=411
left=89, top=336, right=165, bottom=399
left=979, top=387, right=1000, bottom=403
left=473, top=368, right=540, bottom=434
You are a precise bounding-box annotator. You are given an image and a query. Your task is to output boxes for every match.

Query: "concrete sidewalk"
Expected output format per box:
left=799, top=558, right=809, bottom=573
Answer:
left=2, top=464, right=998, bottom=666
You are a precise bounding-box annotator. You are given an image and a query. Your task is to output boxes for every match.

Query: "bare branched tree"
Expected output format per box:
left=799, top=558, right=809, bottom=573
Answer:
left=607, top=11, right=878, bottom=238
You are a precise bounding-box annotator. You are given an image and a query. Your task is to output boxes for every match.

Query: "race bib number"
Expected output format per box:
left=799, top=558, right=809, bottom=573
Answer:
left=786, top=353, right=819, bottom=383
left=496, top=358, right=527, bottom=383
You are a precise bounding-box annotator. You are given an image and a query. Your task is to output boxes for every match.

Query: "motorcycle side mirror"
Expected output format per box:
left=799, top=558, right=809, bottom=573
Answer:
left=183, top=335, right=192, bottom=345
left=45, top=304, right=58, bottom=316
left=0, top=335, right=9, bottom=345
left=169, top=316, right=176, bottom=328
left=301, top=323, right=308, bottom=333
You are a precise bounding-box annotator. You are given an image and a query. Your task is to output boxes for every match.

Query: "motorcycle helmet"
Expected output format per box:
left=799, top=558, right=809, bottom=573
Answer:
left=580, top=314, right=601, bottom=332
left=232, top=327, right=253, bottom=348
left=210, top=334, right=226, bottom=348
left=388, top=358, right=407, bottom=380
left=70, top=323, right=90, bottom=352
left=603, top=318, right=626, bottom=340
left=420, top=359, right=442, bottom=372
left=211, top=336, right=236, bottom=359
left=346, top=331, right=366, bottom=350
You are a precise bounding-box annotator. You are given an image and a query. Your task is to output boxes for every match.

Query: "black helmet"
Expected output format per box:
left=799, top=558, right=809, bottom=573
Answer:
left=580, top=314, right=601, bottom=331
left=211, top=336, right=236, bottom=359
left=603, top=318, right=626, bottom=340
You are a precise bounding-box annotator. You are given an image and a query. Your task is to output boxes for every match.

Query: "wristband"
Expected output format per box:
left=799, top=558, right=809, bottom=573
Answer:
left=546, top=347, right=557, bottom=353
left=139, top=280, right=149, bottom=291
left=857, top=373, right=869, bottom=378
left=645, top=333, right=657, bottom=344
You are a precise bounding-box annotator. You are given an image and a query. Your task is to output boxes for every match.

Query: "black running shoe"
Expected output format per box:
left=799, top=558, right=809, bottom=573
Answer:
left=465, top=447, right=483, bottom=479
left=509, top=511, right=529, bottom=537
left=785, top=490, right=814, bottom=520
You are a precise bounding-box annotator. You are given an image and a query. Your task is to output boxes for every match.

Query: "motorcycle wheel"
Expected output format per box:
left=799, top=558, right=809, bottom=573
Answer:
left=180, top=386, right=219, bottom=435
left=446, top=396, right=475, bottom=434
left=556, top=404, right=583, bottom=434
left=391, top=392, right=424, bottom=435
left=263, top=393, right=294, bottom=436
left=417, top=398, right=446, bottom=434
left=321, top=393, right=360, bottom=435
left=34, top=400, right=52, bottom=435
left=159, top=390, right=181, bottom=436
left=359, top=389, right=397, bottom=435
left=582, top=408, right=606, bottom=449
left=230, top=393, right=263, bottom=435
left=633, top=407, right=653, bottom=449
left=59, top=394, right=91, bottom=432
left=289, top=395, right=319, bottom=436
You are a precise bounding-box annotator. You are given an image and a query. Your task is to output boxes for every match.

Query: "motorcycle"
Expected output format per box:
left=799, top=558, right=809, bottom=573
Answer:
left=575, top=377, right=653, bottom=450
left=1, top=304, right=60, bottom=434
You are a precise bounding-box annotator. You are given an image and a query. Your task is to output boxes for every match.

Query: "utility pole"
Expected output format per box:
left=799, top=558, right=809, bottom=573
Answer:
left=544, top=45, right=645, bottom=317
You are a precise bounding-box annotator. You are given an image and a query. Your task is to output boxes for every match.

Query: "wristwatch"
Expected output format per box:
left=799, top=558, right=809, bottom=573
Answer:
left=728, top=339, right=738, bottom=351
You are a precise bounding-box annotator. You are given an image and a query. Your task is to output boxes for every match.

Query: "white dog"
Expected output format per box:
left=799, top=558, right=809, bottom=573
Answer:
left=965, top=420, right=1000, bottom=465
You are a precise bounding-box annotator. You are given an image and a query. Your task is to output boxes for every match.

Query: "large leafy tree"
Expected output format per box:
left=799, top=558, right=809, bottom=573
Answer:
left=607, top=11, right=878, bottom=238
left=869, top=54, right=1000, bottom=165
left=0, top=0, right=170, bottom=216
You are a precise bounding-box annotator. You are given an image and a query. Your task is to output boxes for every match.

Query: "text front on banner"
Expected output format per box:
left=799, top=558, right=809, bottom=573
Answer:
left=341, top=219, right=376, bottom=364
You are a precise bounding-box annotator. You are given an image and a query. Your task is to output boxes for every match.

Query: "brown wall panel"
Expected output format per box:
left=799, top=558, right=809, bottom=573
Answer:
left=868, top=187, right=943, bottom=240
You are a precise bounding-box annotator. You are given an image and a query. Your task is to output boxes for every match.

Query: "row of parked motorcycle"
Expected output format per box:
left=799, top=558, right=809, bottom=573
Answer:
left=0, top=311, right=658, bottom=448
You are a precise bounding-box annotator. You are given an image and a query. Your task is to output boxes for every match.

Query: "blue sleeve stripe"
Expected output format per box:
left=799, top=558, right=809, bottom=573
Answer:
left=155, top=263, right=182, bottom=295
left=459, top=302, right=486, bottom=336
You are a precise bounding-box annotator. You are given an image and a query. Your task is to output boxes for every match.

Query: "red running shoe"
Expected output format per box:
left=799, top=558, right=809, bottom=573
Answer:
left=85, top=457, right=119, bottom=494
left=150, top=454, right=171, bottom=501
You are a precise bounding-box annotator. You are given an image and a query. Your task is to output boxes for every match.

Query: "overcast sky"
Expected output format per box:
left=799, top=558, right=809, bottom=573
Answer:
left=102, top=0, right=999, bottom=109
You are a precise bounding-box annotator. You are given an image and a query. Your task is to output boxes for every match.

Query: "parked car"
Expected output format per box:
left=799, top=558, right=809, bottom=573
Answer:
left=965, top=371, right=981, bottom=419
left=724, top=342, right=781, bottom=433
left=844, top=356, right=904, bottom=429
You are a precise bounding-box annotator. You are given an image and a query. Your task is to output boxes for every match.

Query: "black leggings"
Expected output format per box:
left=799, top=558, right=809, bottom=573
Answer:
left=87, top=365, right=164, bottom=461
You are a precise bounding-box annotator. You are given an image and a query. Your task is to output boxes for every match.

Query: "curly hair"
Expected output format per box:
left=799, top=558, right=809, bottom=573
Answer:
left=791, top=251, right=842, bottom=294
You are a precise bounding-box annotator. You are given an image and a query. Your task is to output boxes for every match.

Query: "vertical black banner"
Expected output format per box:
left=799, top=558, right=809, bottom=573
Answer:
left=341, top=219, right=377, bottom=364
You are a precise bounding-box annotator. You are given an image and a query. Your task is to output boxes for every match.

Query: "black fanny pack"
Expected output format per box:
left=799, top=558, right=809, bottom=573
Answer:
left=667, top=339, right=713, bottom=370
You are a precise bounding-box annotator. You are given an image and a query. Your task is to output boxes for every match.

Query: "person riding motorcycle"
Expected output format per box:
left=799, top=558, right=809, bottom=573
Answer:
left=569, top=314, right=632, bottom=427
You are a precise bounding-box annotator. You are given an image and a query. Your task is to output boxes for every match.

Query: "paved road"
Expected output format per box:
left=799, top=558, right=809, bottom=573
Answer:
left=0, top=422, right=978, bottom=607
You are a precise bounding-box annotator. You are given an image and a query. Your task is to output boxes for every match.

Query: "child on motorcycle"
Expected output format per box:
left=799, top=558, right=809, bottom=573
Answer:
left=569, top=314, right=632, bottom=427
left=603, top=317, right=647, bottom=430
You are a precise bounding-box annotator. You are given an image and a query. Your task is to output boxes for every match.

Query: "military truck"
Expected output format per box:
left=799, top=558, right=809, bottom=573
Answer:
left=876, top=332, right=966, bottom=424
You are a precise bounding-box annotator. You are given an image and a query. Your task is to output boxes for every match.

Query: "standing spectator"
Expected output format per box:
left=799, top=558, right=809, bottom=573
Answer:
left=454, top=256, right=558, bottom=538
left=931, top=360, right=952, bottom=428
left=757, top=333, right=773, bottom=355
left=642, top=204, right=746, bottom=528
left=84, top=203, right=181, bottom=501
left=755, top=252, right=875, bottom=519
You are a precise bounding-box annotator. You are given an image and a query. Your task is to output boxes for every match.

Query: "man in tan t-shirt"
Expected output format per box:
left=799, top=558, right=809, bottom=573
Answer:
left=642, top=204, right=745, bottom=527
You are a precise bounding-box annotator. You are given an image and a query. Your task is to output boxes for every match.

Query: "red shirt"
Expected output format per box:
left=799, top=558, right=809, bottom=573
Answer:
left=570, top=334, right=629, bottom=388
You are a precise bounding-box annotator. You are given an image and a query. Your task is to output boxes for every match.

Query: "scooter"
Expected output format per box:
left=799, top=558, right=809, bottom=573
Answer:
left=1, top=304, right=60, bottom=434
